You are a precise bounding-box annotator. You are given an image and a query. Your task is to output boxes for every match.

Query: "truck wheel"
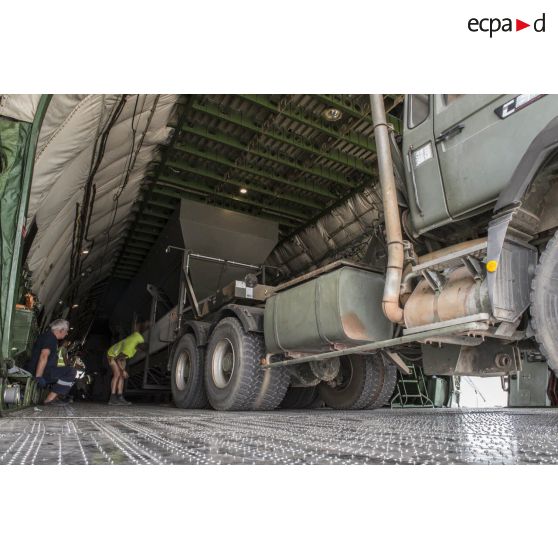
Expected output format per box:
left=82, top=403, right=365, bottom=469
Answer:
left=205, top=317, right=287, bottom=411
left=280, top=386, right=319, bottom=409
left=171, top=334, right=207, bottom=409
left=253, top=360, right=290, bottom=411
left=318, top=354, right=384, bottom=410
left=531, top=231, right=558, bottom=372
left=363, top=355, right=398, bottom=409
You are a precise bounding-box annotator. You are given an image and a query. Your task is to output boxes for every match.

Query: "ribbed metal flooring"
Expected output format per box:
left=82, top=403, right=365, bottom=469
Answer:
left=1, top=404, right=557, bottom=464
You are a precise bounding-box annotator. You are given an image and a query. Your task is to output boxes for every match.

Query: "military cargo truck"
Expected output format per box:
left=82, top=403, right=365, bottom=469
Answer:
left=2, top=94, right=558, bottom=413
left=161, top=94, right=558, bottom=411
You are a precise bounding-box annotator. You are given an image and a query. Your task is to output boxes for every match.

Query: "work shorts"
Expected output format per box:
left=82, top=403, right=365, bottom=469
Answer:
left=42, top=366, right=77, bottom=395
left=108, top=356, right=127, bottom=371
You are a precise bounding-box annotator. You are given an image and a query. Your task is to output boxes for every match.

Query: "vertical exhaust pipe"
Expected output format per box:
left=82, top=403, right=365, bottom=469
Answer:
left=370, top=94, right=405, bottom=324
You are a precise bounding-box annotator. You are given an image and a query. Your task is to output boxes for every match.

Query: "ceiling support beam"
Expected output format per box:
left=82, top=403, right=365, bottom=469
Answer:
left=171, top=145, right=331, bottom=205
left=143, top=198, right=177, bottom=210
left=156, top=176, right=308, bottom=221
left=127, top=231, right=159, bottom=241
left=177, top=124, right=360, bottom=192
left=240, top=94, right=377, bottom=153
left=315, top=94, right=402, bottom=133
left=167, top=158, right=322, bottom=210
left=151, top=187, right=299, bottom=229
left=134, top=207, right=172, bottom=219
left=136, top=218, right=166, bottom=228
left=190, top=100, right=375, bottom=177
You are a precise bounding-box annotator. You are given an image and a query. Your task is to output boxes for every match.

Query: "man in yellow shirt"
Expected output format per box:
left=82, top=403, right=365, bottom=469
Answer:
left=106, top=330, right=145, bottom=405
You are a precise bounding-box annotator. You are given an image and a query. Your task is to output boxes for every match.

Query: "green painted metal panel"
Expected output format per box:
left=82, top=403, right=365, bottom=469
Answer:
left=434, top=94, right=558, bottom=219
left=402, top=95, right=450, bottom=234
left=426, top=376, right=450, bottom=407
left=0, top=119, right=31, bottom=359
left=1, top=96, right=51, bottom=366
left=10, top=307, right=37, bottom=363
left=264, top=266, right=392, bottom=354
left=508, top=360, right=550, bottom=407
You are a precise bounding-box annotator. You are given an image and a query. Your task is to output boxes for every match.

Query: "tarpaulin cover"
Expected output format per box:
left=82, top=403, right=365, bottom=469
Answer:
left=0, top=118, right=30, bottom=352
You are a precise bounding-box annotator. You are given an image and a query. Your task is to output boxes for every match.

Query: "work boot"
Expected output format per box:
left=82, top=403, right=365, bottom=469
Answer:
left=117, top=394, right=132, bottom=406
left=108, top=394, right=120, bottom=405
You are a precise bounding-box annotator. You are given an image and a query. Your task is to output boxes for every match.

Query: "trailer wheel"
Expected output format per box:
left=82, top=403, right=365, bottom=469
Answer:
left=531, top=230, right=558, bottom=372
left=205, top=317, right=286, bottom=411
left=280, top=386, right=319, bottom=409
left=363, top=355, right=398, bottom=409
left=318, top=354, right=384, bottom=410
left=171, top=334, right=208, bottom=409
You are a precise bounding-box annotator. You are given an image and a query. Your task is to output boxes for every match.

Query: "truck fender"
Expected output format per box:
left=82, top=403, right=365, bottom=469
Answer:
left=495, top=115, right=558, bottom=211
left=183, top=320, right=212, bottom=346
left=209, top=304, right=265, bottom=335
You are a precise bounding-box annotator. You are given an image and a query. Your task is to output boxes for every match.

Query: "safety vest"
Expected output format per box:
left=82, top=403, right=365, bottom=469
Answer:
left=57, top=347, right=66, bottom=367
left=107, top=332, right=144, bottom=359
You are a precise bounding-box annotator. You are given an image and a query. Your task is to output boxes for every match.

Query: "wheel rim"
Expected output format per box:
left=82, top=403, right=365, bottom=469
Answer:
left=333, top=356, right=354, bottom=391
left=212, top=338, right=235, bottom=389
left=175, top=350, right=191, bottom=391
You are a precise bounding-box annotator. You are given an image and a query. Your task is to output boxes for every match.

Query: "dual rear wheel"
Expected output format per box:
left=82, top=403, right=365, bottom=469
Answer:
left=171, top=317, right=289, bottom=411
left=171, top=317, right=397, bottom=411
left=170, top=334, right=207, bottom=409
left=318, top=353, right=397, bottom=410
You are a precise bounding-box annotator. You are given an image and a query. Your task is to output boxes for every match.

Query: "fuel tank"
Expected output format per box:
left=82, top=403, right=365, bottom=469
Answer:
left=264, top=265, right=392, bottom=354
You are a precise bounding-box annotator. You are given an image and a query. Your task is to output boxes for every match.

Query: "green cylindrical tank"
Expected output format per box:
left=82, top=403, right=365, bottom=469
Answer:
left=264, top=266, right=392, bottom=355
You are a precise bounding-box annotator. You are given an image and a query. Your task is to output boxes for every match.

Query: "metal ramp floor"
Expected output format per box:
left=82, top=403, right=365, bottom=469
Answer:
left=1, top=403, right=557, bottom=465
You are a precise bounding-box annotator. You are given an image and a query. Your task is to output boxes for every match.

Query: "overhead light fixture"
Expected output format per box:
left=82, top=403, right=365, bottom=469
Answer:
left=70, top=327, right=74, bottom=330
left=240, top=187, right=248, bottom=194
left=81, top=249, right=89, bottom=255
left=72, top=304, right=79, bottom=309
left=322, top=107, right=343, bottom=122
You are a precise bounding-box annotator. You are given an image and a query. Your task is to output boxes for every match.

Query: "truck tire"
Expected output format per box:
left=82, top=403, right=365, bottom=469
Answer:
left=363, top=355, right=398, bottom=409
left=205, top=317, right=286, bottom=411
left=531, top=231, right=558, bottom=372
left=171, top=334, right=208, bottom=409
left=280, top=386, right=319, bottom=409
left=253, top=361, right=290, bottom=411
left=318, top=354, right=384, bottom=410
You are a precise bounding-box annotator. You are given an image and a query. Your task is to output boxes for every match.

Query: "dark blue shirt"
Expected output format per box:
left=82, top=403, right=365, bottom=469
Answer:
left=27, top=331, right=58, bottom=375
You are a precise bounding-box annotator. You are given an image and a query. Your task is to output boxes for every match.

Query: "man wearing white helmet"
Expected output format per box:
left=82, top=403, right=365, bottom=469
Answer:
left=27, top=319, right=77, bottom=406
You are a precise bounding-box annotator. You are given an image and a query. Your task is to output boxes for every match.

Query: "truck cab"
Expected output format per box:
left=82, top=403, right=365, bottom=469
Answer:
left=402, top=94, right=558, bottom=236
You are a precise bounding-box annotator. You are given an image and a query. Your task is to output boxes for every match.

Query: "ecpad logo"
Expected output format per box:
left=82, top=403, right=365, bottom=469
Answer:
left=468, top=13, right=546, bottom=37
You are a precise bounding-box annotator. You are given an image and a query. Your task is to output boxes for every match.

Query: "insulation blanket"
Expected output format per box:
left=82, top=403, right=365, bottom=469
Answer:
left=0, top=94, right=177, bottom=322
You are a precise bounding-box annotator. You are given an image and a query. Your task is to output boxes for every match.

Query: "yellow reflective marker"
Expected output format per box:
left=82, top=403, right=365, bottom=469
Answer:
left=486, top=260, right=498, bottom=273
